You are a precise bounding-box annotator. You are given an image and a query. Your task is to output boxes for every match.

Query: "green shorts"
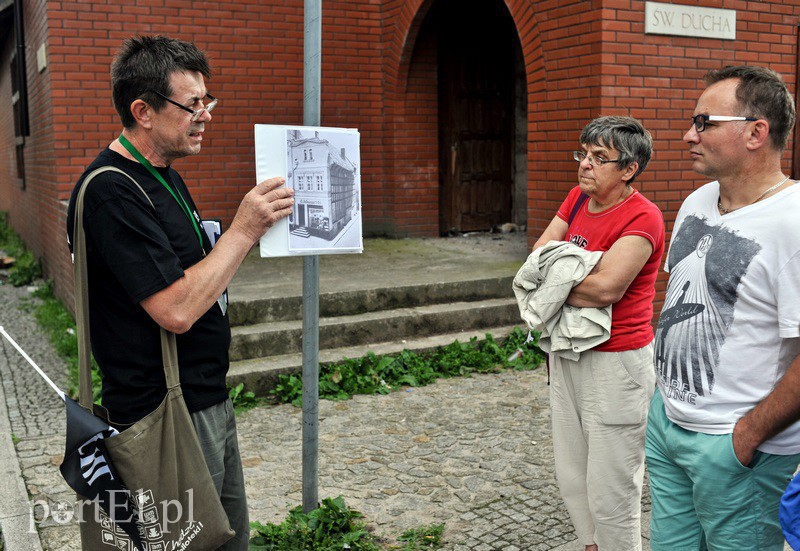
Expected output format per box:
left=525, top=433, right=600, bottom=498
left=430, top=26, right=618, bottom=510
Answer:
left=645, top=390, right=800, bottom=551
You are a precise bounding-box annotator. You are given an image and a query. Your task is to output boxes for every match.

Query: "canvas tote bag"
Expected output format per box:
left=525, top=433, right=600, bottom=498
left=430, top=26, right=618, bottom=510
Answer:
left=72, top=165, right=235, bottom=550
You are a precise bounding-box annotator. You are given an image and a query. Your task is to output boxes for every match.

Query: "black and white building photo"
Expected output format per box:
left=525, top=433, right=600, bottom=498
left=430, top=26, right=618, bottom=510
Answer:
left=286, top=129, right=362, bottom=252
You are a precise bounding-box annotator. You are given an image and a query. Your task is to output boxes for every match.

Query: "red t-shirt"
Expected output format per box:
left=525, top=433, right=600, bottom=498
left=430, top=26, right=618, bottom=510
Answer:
left=556, top=186, right=665, bottom=351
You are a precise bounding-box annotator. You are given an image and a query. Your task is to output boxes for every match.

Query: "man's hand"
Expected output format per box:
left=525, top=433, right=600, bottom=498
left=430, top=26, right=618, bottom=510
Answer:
left=732, top=417, right=758, bottom=467
left=229, top=177, right=295, bottom=244
left=730, top=351, right=800, bottom=468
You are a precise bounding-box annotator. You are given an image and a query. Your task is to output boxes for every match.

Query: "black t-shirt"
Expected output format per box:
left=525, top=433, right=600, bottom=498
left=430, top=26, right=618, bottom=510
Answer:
left=66, top=148, right=229, bottom=425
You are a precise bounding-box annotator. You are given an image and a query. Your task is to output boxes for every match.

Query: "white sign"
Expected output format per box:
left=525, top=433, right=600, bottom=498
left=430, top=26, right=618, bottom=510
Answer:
left=255, top=124, right=363, bottom=257
left=645, top=2, right=736, bottom=40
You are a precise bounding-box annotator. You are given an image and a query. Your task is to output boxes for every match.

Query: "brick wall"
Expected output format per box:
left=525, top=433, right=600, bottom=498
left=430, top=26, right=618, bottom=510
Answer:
left=386, top=9, right=440, bottom=236
left=0, top=0, right=59, bottom=289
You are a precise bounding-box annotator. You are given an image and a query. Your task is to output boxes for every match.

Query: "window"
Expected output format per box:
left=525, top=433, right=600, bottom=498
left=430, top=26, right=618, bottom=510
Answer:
left=11, top=49, right=30, bottom=189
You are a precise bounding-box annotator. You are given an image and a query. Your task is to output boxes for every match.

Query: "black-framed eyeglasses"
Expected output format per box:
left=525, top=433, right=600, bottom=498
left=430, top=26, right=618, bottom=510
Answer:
left=691, top=114, right=757, bottom=133
left=573, top=150, right=619, bottom=167
left=150, top=90, right=218, bottom=122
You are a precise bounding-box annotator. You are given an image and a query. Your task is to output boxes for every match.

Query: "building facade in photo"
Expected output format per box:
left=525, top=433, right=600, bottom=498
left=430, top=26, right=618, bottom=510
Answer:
left=288, top=130, right=358, bottom=241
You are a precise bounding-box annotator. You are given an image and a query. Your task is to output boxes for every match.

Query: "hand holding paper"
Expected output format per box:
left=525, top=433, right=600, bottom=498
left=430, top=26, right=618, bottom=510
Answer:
left=229, top=176, right=295, bottom=245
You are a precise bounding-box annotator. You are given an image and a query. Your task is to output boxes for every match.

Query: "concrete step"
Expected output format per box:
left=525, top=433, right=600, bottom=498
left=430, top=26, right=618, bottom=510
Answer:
left=229, top=297, right=520, bottom=361
left=226, top=324, right=522, bottom=396
left=227, top=276, right=515, bottom=325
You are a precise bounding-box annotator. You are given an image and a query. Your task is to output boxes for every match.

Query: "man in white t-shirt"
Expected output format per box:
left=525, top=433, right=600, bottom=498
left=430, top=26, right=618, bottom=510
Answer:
left=646, top=65, right=800, bottom=551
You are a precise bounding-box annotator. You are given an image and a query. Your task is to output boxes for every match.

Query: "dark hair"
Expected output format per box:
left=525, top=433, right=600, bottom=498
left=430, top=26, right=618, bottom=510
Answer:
left=703, top=65, right=796, bottom=151
left=111, top=35, right=211, bottom=129
left=579, top=116, right=653, bottom=183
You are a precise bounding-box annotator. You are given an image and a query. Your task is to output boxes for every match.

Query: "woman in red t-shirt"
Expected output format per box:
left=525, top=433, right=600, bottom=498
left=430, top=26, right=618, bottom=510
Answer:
left=532, top=116, right=665, bottom=551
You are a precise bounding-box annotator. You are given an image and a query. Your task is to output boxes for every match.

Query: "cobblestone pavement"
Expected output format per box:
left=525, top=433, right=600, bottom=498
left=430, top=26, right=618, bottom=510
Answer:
left=0, top=282, right=653, bottom=550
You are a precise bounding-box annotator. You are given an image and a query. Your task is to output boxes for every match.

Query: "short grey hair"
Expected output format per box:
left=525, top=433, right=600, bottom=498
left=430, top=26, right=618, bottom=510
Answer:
left=579, top=116, right=653, bottom=184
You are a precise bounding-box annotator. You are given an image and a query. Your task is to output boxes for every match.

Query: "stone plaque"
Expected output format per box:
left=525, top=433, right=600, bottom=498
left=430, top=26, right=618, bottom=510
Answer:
left=645, top=2, right=736, bottom=40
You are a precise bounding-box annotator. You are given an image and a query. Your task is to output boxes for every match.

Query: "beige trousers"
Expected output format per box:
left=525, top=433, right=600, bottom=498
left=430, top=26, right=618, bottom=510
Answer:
left=549, top=343, right=655, bottom=551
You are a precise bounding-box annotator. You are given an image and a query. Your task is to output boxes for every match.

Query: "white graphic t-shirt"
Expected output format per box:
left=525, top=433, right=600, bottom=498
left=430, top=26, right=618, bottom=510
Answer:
left=655, top=181, right=800, bottom=454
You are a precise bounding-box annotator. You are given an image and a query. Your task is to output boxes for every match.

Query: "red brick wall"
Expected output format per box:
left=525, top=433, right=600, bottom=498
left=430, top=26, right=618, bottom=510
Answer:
left=514, top=0, right=603, bottom=242
left=0, top=0, right=59, bottom=289
left=387, top=11, right=440, bottom=236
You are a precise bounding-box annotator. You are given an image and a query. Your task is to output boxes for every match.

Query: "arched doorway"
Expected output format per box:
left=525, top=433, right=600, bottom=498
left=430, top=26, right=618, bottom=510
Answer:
left=426, top=0, right=525, bottom=234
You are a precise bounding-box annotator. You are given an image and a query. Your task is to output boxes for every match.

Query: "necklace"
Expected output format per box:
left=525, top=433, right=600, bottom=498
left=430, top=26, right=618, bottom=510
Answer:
left=718, top=175, right=791, bottom=214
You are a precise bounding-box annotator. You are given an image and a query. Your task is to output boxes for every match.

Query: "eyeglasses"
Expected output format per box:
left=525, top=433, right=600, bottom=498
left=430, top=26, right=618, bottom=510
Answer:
left=573, top=150, right=619, bottom=167
left=150, top=90, right=218, bottom=122
left=691, top=114, right=757, bottom=133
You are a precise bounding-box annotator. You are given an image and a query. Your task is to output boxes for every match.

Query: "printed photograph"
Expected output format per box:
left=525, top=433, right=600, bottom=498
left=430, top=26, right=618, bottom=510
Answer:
left=285, top=128, right=362, bottom=253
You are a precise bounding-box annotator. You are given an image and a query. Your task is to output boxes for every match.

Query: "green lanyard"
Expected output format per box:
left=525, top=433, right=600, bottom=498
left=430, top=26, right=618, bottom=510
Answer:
left=118, top=134, right=205, bottom=253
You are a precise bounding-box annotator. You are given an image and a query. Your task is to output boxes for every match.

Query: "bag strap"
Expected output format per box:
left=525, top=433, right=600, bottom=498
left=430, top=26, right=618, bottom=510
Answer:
left=73, top=166, right=180, bottom=409
left=567, top=192, right=589, bottom=226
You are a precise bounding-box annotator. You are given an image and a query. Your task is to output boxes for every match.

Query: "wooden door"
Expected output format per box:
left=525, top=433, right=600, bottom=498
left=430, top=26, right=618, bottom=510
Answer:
left=439, top=1, right=514, bottom=233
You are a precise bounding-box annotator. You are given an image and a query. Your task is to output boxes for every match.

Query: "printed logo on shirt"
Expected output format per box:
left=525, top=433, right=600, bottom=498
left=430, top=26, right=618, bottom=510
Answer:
left=569, top=234, right=588, bottom=249
left=654, top=215, right=760, bottom=401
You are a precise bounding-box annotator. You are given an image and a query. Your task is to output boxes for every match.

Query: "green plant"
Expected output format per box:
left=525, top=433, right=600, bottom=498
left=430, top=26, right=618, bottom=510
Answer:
left=30, top=282, right=102, bottom=403
left=0, top=212, right=42, bottom=286
left=272, top=327, right=543, bottom=407
left=228, top=382, right=260, bottom=414
left=7, top=250, right=42, bottom=286
left=397, top=523, right=444, bottom=550
left=0, top=212, right=22, bottom=252
left=11, top=433, right=20, bottom=447
left=249, top=496, right=382, bottom=550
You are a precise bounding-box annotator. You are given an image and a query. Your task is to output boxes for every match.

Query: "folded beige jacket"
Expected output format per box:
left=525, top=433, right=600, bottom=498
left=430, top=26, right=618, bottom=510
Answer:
left=512, top=240, right=612, bottom=360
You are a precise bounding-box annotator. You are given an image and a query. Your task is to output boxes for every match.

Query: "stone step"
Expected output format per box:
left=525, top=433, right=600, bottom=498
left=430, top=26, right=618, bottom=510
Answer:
left=227, top=276, right=515, bottom=326
left=226, top=324, right=523, bottom=396
left=229, top=297, right=520, bottom=361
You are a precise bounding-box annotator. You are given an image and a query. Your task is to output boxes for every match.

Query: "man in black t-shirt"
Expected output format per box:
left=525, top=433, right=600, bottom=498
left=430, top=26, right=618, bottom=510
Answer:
left=66, top=36, right=294, bottom=550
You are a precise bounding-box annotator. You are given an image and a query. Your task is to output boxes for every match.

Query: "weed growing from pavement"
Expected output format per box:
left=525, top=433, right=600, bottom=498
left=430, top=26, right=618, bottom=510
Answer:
left=249, top=497, right=446, bottom=550
left=228, top=382, right=263, bottom=414
left=249, top=496, right=382, bottom=550
left=397, top=523, right=444, bottom=549
left=272, top=327, right=544, bottom=407
left=0, top=212, right=42, bottom=286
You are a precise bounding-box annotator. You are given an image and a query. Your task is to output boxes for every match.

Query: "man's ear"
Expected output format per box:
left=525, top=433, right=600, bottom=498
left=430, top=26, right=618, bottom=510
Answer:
left=621, top=161, right=639, bottom=183
left=129, top=99, right=154, bottom=129
left=745, top=119, right=771, bottom=151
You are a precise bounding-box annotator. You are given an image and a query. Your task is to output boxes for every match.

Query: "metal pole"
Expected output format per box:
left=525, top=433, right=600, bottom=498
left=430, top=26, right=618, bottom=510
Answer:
left=301, top=0, right=321, bottom=514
